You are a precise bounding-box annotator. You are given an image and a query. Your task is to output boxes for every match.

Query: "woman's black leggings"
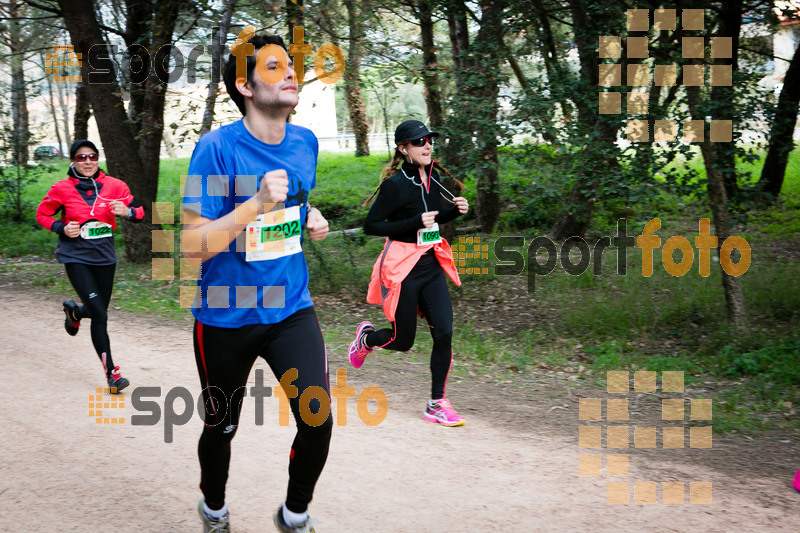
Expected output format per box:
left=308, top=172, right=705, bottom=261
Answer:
left=365, top=253, right=454, bottom=400
left=64, top=262, right=116, bottom=377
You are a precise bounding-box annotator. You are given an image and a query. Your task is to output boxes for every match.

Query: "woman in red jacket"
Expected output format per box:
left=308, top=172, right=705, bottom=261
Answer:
left=36, top=140, right=144, bottom=392
left=348, top=120, right=469, bottom=426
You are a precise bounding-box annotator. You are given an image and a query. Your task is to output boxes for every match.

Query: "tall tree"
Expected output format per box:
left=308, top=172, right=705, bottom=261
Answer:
left=199, top=0, right=237, bottom=137
left=759, top=36, right=800, bottom=198
left=54, top=0, right=190, bottom=263
left=0, top=0, right=36, bottom=165
left=550, top=0, right=624, bottom=240
left=55, top=74, right=71, bottom=148
left=73, top=80, right=91, bottom=141
left=529, top=0, right=572, bottom=124
left=441, top=0, right=471, bottom=172
left=688, top=85, right=747, bottom=326
left=440, top=0, right=506, bottom=231
left=711, top=0, right=743, bottom=200
left=343, top=0, right=371, bottom=156
left=286, top=0, right=304, bottom=43
left=684, top=0, right=748, bottom=326
left=41, top=50, right=65, bottom=155
left=409, top=0, right=443, bottom=130
left=469, top=0, right=505, bottom=232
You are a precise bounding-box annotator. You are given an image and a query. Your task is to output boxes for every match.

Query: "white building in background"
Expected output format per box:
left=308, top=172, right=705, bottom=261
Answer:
left=291, top=71, right=338, bottom=139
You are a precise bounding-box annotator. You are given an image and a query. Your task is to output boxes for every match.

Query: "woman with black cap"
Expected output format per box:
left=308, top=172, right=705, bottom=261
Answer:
left=36, top=140, right=145, bottom=391
left=348, top=120, right=470, bottom=426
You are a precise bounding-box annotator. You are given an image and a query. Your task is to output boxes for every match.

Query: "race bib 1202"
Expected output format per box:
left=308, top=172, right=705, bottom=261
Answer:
left=245, top=205, right=302, bottom=261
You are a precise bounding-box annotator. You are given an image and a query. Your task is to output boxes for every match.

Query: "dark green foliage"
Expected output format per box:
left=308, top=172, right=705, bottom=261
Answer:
left=494, top=145, right=569, bottom=231
left=719, top=338, right=800, bottom=384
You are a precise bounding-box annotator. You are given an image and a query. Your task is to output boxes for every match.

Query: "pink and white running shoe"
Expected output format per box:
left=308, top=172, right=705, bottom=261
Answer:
left=348, top=321, right=374, bottom=369
left=424, top=398, right=465, bottom=427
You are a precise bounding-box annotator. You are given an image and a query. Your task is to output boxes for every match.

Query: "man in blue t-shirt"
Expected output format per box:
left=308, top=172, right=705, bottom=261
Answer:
left=182, top=33, right=331, bottom=533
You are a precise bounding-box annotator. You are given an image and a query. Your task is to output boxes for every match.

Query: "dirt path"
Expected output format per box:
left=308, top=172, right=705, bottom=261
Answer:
left=1, top=286, right=797, bottom=532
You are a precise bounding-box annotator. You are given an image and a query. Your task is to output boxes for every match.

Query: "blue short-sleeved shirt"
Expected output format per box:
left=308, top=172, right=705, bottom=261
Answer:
left=182, top=120, right=319, bottom=327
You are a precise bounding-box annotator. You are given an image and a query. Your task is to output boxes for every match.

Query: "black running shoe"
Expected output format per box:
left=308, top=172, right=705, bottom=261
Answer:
left=107, top=366, right=130, bottom=393
left=63, top=300, right=81, bottom=336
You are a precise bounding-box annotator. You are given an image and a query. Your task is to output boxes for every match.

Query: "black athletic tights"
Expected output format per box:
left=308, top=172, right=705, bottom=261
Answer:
left=365, top=253, right=454, bottom=400
left=64, top=262, right=116, bottom=377
left=193, top=306, right=332, bottom=514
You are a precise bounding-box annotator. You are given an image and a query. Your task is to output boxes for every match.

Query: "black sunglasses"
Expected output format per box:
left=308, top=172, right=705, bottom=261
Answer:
left=74, top=153, right=99, bottom=162
left=407, top=136, right=433, bottom=147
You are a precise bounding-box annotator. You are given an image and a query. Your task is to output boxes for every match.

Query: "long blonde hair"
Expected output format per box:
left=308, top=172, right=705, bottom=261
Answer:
left=363, top=147, right=465, bottom=206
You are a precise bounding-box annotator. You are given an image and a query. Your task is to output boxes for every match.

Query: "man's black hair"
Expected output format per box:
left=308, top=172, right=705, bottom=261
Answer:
left=222, top=34, right=289, bottom=116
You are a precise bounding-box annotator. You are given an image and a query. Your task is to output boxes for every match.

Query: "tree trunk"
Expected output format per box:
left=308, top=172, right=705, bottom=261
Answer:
left=697, top=139, right=747, bottom=327
left=470, top=0, right=504, bottom=232
left=58, top=0, right=188, bottom=263
left=124, top=1, right=183, bottom=263
left=550, top=0, right=621, bottom=239
left=567, top=0, right=600, bottom=133
left=9, top=0, right=29, bottom=166
left=687, top=86, right=747, bottom=327
left=43, top=51, right=65, bottom=157
left=441, top=0, right=471, bottom=173
left=550, top=117, right=618, bottom=240
left=56, top=77, right=71, bottom=148
left=507, top=41, right=556, bottom=143
left=550, top=190, right=594, bottom=238
left=446, top=1, right=470, bottom=88
left=199, top=0, right=237, bottom=137
left=685, top=3, right=746, bottom=327
left=73, top=80, right=91, bottom=141
left=759, top=39, right=800, bottom=198
left=342, top=0, right=370, bottom=157
left=416, top=0, right=443, bottom=130
left=530, top=0, right=572, bottom=123
left=711, top=0, right=743, bottom=200
left=286, top=0, right=304, bottom=44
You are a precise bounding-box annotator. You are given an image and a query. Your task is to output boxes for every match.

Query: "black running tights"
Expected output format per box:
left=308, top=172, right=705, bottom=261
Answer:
left=364, top=253, right=454, bottom=400
left=193, top=307, right=332, bottom=514
left=64, top=262, right=116, bottom=377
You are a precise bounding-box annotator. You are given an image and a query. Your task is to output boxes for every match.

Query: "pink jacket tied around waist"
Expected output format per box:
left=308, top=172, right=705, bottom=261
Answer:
left=366, top=238, right=461, bottom=322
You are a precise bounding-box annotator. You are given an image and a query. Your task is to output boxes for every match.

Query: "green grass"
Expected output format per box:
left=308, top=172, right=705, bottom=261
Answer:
left=713, top=336, right=800, bottom=432
left=780, top=149, right=800, bottom=204
left=313, top=153, right=388, bottom=229
left=155, top=158, right=189, bottom=206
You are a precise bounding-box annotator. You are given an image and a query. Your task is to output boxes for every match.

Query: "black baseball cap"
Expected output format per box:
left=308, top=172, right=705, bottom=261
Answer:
left=69, top=140, right=99, bottom=159
left=394, top=120, right=439, bottom=145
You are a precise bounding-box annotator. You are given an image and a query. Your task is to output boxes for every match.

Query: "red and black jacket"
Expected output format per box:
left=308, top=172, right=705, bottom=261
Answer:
left=36, top=168, right=145, bottom=265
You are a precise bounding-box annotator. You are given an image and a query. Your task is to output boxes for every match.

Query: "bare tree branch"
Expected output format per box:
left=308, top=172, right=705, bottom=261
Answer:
left=21, top=0, right=60, bottom=15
